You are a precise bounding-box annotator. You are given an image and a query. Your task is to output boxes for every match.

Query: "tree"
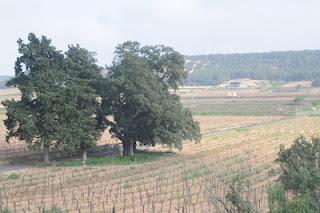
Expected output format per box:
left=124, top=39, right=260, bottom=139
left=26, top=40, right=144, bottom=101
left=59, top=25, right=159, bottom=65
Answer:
left=268, top=136, right=320, bottom=212
left=211, top=136, right=320, bottom=212
left=98, top=41, right=201, bottom=156
left=3, top=34, right=102, bottom=163
left=3, top=33, right=67, bottom=163
left=61, top=45, right=102, bottom=162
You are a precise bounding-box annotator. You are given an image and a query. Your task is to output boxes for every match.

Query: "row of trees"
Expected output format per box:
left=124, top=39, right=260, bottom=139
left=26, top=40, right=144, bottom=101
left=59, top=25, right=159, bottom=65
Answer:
left=185, top=50, right=320, bottom=85
left=3, top=33, right=201, bottom=163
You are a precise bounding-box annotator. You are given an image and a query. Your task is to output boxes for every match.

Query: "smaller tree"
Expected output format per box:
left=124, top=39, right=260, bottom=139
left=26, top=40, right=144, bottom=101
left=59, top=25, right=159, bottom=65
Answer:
left=3, top=34, right=102, bottom=163
left=63, top=45, right=102, bottom=162
left=3, top=33, right=67, bottom=163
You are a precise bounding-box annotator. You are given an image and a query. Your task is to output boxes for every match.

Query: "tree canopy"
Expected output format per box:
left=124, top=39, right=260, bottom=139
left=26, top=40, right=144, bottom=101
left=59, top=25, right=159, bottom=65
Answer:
left=3, top=34, right=200, bottom=161
left=98, top=41, right=201, bottom=156
left=268, top=136, right=320, bottom=212
left=3, top=33, right=101, bottom=163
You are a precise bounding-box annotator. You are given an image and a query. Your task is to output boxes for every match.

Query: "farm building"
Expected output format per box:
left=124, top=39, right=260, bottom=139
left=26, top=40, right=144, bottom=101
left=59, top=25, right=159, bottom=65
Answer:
left=216, top=79, right=270, bottom=89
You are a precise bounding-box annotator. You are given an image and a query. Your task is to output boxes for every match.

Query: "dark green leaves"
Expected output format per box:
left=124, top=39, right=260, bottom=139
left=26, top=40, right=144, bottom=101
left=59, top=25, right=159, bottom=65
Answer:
left=99, top=41, right=201, bottom=155
left=3, top=33, right=102, bottom=162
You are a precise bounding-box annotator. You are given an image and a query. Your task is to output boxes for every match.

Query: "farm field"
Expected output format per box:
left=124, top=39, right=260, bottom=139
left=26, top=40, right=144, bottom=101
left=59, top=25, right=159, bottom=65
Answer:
left=0, top=87, right=320, bottom=212
left=179, top=88, right=320, bottom=116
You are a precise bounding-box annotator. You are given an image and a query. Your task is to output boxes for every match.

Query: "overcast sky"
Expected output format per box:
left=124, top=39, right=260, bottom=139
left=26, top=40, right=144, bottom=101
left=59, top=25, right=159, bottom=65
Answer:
left=1, top=0, right=320, bottom=75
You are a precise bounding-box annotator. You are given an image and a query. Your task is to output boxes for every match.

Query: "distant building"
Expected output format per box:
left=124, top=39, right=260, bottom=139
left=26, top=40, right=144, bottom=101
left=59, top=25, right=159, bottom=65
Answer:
left=226, top=81, right=247, bottom=89
left=217, top=79, right=270, bottom=89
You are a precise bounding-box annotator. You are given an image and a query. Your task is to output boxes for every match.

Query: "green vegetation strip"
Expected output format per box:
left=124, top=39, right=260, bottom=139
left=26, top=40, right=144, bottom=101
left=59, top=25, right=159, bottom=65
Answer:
left=55, top=151, right=173, bottom=167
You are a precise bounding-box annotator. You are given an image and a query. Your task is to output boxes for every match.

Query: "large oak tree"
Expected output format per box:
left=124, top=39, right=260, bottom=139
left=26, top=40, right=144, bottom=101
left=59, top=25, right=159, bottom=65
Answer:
left=98, top=42, right=201, bottom=156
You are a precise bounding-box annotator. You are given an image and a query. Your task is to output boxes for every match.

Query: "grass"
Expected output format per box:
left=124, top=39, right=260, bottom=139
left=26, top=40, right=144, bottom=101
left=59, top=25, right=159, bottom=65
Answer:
left=182, top=164, right=210, bottom=181
left=0, top=208, right=12, bottom=213
left=192, top=111, right=272, bottom=116
left=7, top=173, right=19, bottom=180
left=43, top=206, right=67, bottom=213
left=55, top=151, right=173, bottom=167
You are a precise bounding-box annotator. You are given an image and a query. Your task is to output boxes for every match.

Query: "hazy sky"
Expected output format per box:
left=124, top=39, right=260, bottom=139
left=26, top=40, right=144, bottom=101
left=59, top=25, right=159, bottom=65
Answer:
left=1, top=0, right=320, bottom=75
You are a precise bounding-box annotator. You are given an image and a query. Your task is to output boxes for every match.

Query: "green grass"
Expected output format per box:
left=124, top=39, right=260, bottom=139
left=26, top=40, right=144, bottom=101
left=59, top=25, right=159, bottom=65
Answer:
left=192, top=111, right=271, bottom=116
left=236, top=127, right=251, bottom=133
left=43, top=206, right=67, bottom=213
left=55, top=151, right=173, bottom=167
left=7, top=173, right=19, bottom=180
left=0, top=208, right=12, bottom=213
left=182, top=164, right=210, bottom=181
left=311, top=100, right=320, bottom=107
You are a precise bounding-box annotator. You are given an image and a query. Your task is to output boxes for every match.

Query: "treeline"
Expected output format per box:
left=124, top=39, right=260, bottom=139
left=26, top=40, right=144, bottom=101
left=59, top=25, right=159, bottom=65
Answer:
left=185, top=50, right=320, bottom=85
left=0, top=76, right=12, bottom=88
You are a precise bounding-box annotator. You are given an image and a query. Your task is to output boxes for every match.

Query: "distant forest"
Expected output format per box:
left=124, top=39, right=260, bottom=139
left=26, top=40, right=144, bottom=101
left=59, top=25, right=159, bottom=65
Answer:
left=185, top=50, right=320, bottom=85
left=0, top=76, right=12, bottom=88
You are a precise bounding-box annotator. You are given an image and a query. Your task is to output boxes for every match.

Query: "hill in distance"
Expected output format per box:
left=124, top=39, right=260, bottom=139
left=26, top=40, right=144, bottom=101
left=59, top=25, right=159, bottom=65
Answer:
left=0, top=76, right=12, bottom=89
left=185, top=50, right=320, bottom=85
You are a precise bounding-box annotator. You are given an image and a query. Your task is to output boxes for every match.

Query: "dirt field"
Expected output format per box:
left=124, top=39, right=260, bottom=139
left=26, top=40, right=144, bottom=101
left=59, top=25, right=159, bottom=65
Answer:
left=0, top=87, right=320, bottom=212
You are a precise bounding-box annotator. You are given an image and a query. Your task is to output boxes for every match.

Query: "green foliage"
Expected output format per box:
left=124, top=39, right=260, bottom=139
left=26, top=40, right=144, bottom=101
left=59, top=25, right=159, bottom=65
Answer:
left=268, top=184, right=289, bottom=213
left=182, top=164, right=209, bottom=180
left=3, top=33, right=101, bottom=163
left=225, top=182, right=257, bottom=213
left=217, top=136, right=320, bottom=212
left=3, top=34, right=199, bottom=162
left=277, top=136, right=320, bottom=195
left=0, top=208, right=12, bottom=213
left=60, top=45, right=102, bottom=157
left=269, top=136, right=320, bottom=212
left=268, top=184, right=317, bottom=213
left=7, top=173, right=19, bottom=180
left=311, top=100, right=320, bottom=107
left=3, top=33, right=67, bottom=163
left=98, top=41, right=201, bottom=156
left=293, top=95, right=305, bottom=103
left=185, top=50, right=320, bottom=85
left=209, top=179, right=257, bottom=213
left=43, top=206, right=66, bottom=213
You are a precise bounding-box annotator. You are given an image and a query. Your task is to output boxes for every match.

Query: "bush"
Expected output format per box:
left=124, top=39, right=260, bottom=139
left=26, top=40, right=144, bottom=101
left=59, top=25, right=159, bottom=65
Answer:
left=7, top=173, right=19, bottom=180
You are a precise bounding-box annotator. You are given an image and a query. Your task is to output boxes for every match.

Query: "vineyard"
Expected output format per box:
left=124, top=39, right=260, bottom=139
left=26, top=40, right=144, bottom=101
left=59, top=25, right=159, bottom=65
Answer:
left=0, top=88, right=320, bottom=212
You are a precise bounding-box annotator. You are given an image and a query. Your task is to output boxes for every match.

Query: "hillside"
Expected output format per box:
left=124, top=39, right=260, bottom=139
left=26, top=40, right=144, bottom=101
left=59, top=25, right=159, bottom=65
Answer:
left=0, top=75, right=12, bottom=88
left=185, top=50, right=320, bottom=85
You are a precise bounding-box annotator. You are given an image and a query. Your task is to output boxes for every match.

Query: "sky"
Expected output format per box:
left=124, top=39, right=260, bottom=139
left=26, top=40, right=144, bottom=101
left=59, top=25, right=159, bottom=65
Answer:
left=1, top=0, right=320, bottom=75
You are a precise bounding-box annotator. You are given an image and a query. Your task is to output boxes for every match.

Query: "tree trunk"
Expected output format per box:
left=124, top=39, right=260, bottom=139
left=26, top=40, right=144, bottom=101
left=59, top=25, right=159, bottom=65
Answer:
left=133, top=142, right=137, bottom=153
left=128, top=141, right=134, bottom=156
left=122, top=141, right=129, bottom=156
left=123, top=140, right=134, bottom=156
left=82, top=148, right=87, bottom=163
left=43, top=144, right=50, bottom=164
